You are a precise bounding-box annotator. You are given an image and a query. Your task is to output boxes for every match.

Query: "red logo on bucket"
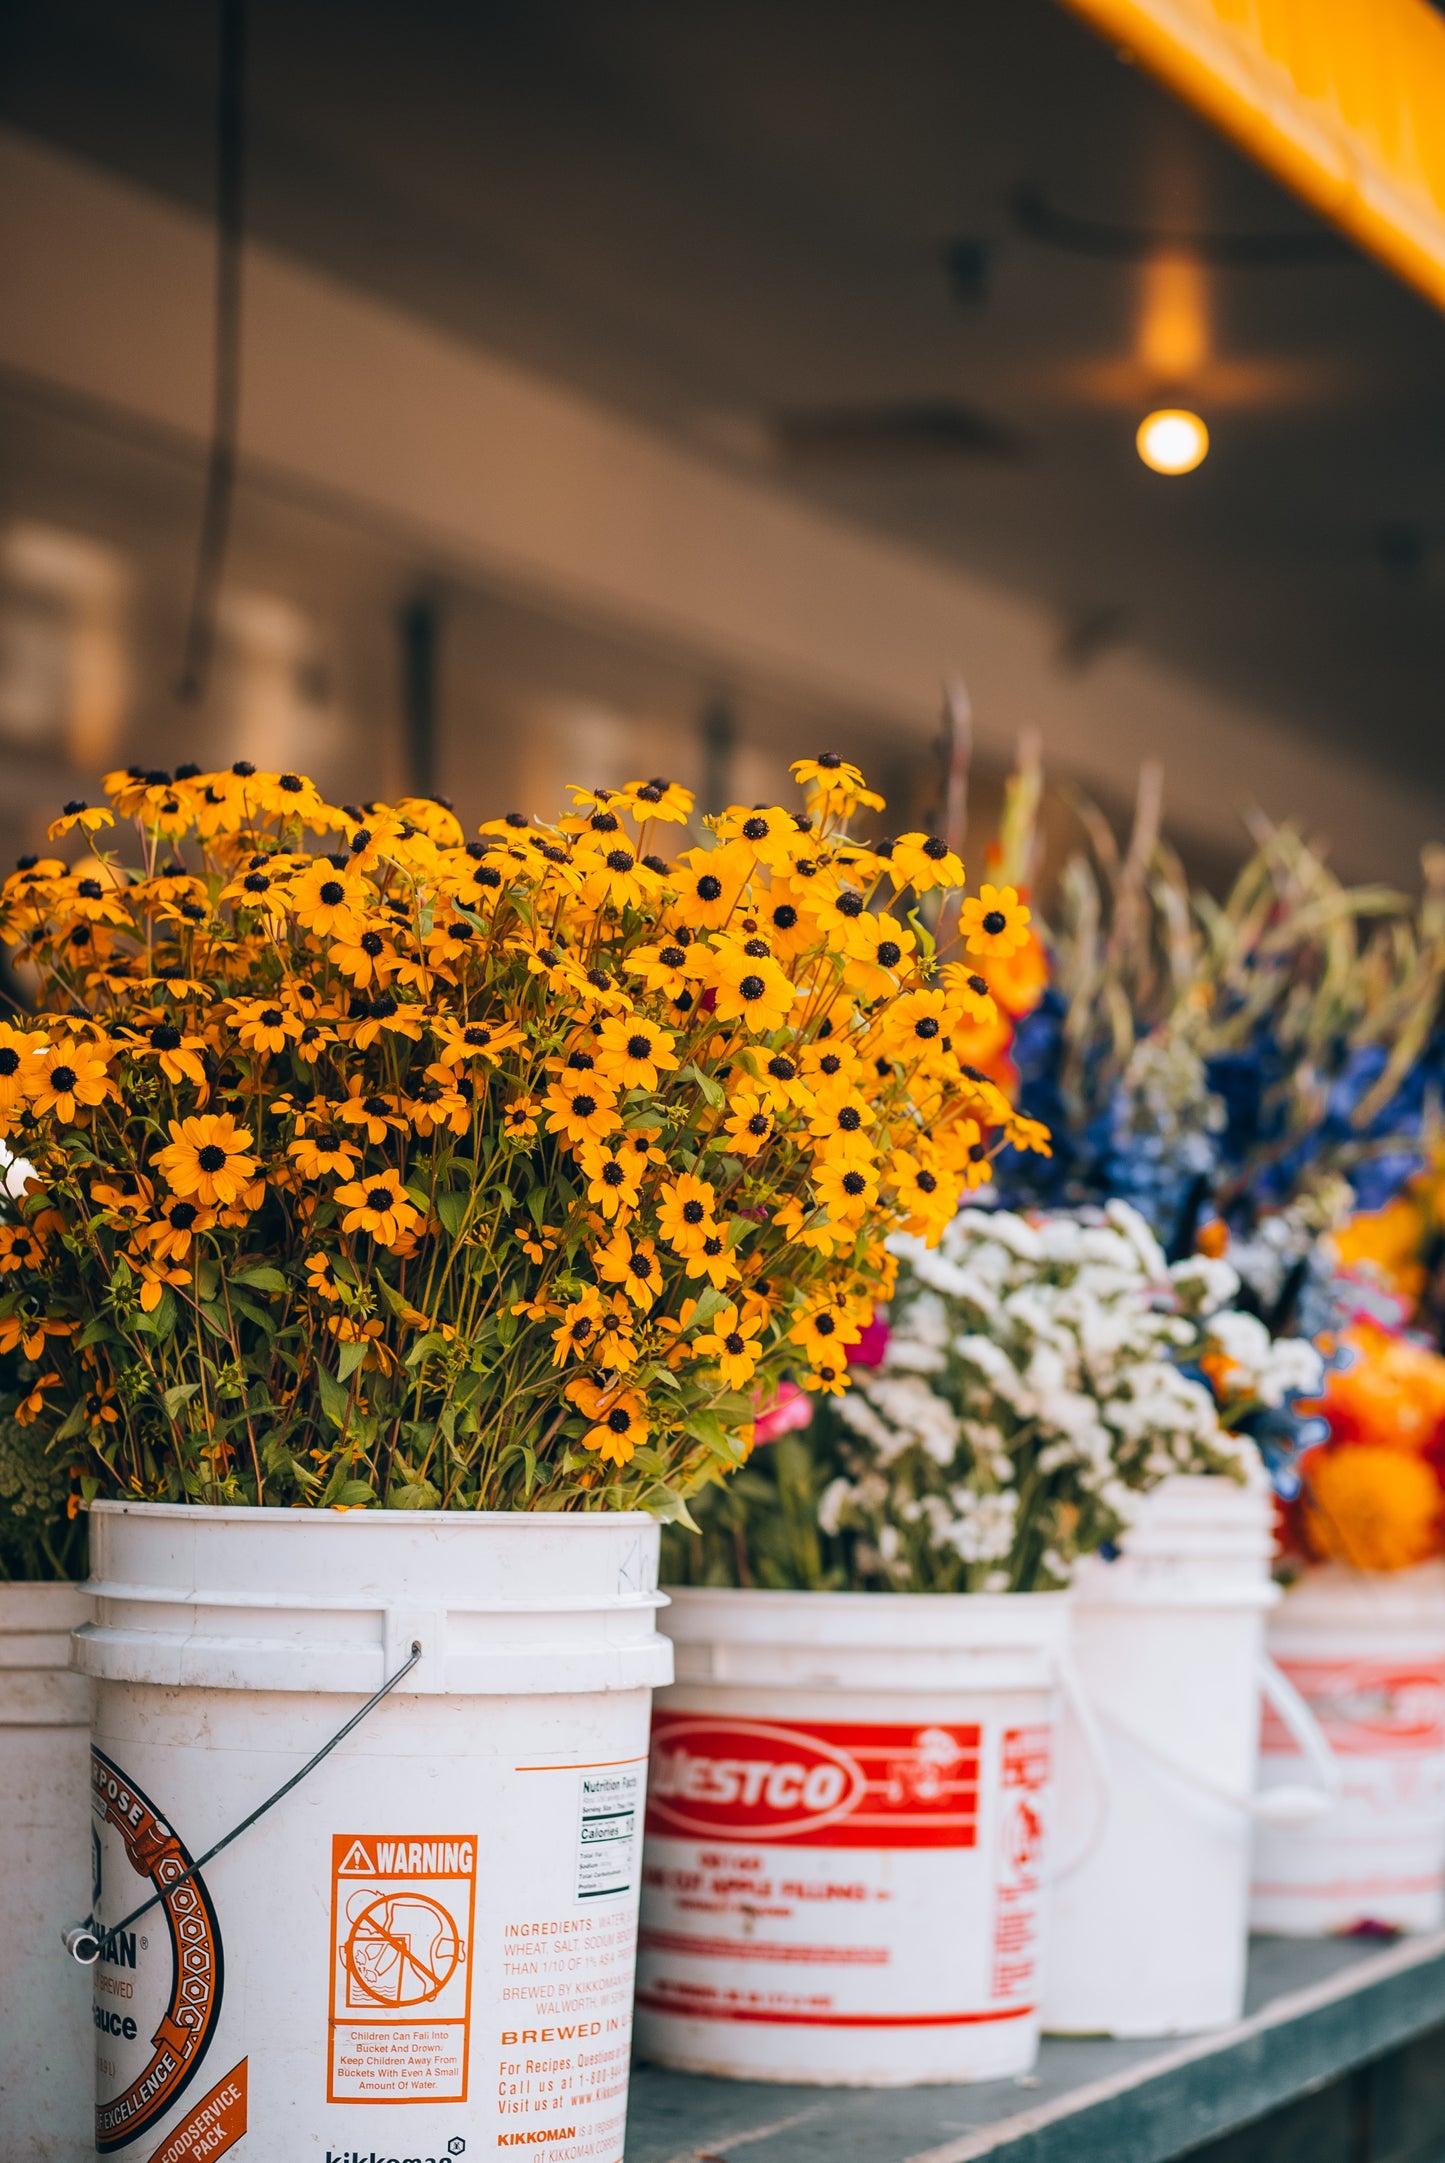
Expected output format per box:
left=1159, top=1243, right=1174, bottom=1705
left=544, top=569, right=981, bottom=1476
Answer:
left=646, top=1715, right=981, bottom=1847
left=1260, top=1660, right=1445, bottom=1757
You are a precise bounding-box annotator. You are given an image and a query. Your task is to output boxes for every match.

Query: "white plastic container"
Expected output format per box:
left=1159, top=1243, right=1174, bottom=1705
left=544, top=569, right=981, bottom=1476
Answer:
left=74, top=1501, right=671, bottom=2161
left=635, top=1587, right=1087, bottom=2085
left=1252, top=1560, right=1445, bottom=1935
left=0, top=1581, right=94, bottom=2162
left=1043, top=1476, right=1335, bottom=2038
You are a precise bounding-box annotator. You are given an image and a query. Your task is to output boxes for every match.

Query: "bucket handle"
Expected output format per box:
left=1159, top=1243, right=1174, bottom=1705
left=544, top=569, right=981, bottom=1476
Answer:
left=1089, top=1654, right=1339, bottom=1828
left=1045, top=1645, right=1114, bottom=1882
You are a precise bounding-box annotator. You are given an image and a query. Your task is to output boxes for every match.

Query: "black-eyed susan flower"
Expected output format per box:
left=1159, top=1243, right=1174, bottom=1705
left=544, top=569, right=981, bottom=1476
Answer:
left=333, top=1078, right=409, bottom=1144
left=693, top=1301, right=765, bottom=1389
left=291, top=862, right=366, bottom=940
left=812, top=1156, right=880, bottom=1224
left=133, top=1196, right=216, bottom=1264
left=723, top=1089, right=773, bottom=1157
left=287, top=1130, right=360, bottom=1179
left=32, top=1044, right=114, bottom=1123
left=593, top=1227, right=662, bottom=1312
left=886, top=832, right=966, bottom=894
left=542, top=1076, right=621, bottom=1148
left=581, top=1391, right=650, bottom=1467
left=47, top=799, right=115, bottom=841
left=684, top=1228, right=740, bottom=1290
left=578, top=1139, right=644, bottom=1220
left=959, top=882, right=1032, bottom=960
left=656, top=1173, right=719, bottom=1255
left=670, top=842, right=751, bottom=931
left=332, top=1167, right=423, bottom=1247
left=710, top=945, right=795, bottom=1034
left=153, top=1112, right=259, bottom=1206
left=594, top=1013, right=678, bottom=1093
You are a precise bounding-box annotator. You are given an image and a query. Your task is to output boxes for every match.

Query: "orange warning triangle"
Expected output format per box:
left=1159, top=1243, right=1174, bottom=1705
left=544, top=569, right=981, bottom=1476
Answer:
left=337, top=1840, right=374, bottom=1874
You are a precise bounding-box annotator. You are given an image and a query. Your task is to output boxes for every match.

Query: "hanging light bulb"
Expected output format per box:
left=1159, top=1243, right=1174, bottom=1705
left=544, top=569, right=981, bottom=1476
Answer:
left=1136, top=409, right=1209, bottom=475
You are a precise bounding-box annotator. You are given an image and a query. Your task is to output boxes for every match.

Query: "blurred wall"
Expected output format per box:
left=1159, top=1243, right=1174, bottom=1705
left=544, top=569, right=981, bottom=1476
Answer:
left=0, top=125, right=1437, bottom=879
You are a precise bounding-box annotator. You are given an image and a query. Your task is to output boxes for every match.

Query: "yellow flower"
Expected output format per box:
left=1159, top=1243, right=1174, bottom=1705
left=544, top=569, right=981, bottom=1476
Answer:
left=656, top=1174, right=719, bottom=1255
left=804, top=1359, right=849, bottom=1396
left=958, top=883, right=1032, bottom=960
left=594, top=1013, right=678, bottom=1093
left=153, top=1112, right=259, bottom=1205
left=885, top=833, right=966, bottom=894
left=842, top=912, right=915, bottom=999
left=47, top=799, right=115, bottom=841
left=333, top=1167, right=423, bottom=1248
left=502, top=1095, right=539, bottom=1141
left=0, top=1223, right=45, bottom=1272
left=542, top=1076, right=621, bottom=1147
left=0, top=1023, right=47, bottom=1111
left=288, top=1131, right=361, bottom=1179
left=578, top=1140, right=645, bottom=1220
left=622, top=776, right=693, bottom=824
left=789, top=1300, right=864, bottom=1363
left=884, top=988, right=951, bottom=1059
left=133, top=1196, right=216, bottom=1264
left=328, top=927, right=397, bottom=987
left=593, top=1227, right=662, bottom=1312
left=807, top=1093, right=876, bottom=1160
left=32, top=1044, right=113, bottom=1123
left=431, top=1017, right=524, bottom=1069
left=693, top=1302, right=765, bottom=1389
left=132, top=1020, right=209, bottom=1089
left=722, top=1089, right=774, bottom=1157
left=581, top=1393, right=649, bottom=1466
left=719, top=804, right=806, bottom=875
left=625, top=937, right=696, bottom=1000
left=812, top=1156, right=880, bottom=1224
left=683, top=1229, right=739, bottom=1289
left=790, top=753, right=885, bottom=819
left=670, top=842, right=751, bottom=931
left=290, top=862, right=366, bottom=940
left=710, top=946, right=795, bottom=1035
left=938, top=963, right=1000, bottom=1026
left=334, top=1079, right=409, bottom=1144
left=230, top=999, right=305, bottom=1056
left=550, top=1288, right=606, bottom=1367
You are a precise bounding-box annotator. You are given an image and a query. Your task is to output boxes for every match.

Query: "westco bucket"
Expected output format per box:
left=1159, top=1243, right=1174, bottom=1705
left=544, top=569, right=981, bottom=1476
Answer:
left=73, top=1501, right=671, bottom=2161
left=1251, top=1560, right=1445, bottom=1934
left=634, top=1587, right=1082, bottom=2085
left=1043, top=1476, right=1336, bottom=2038
left=0, top=1580, right=93, bottom=2162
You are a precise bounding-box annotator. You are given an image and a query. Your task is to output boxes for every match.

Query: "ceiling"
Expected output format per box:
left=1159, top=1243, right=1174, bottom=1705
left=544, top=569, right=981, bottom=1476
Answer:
left=4, top=0, right=1445, bottom=806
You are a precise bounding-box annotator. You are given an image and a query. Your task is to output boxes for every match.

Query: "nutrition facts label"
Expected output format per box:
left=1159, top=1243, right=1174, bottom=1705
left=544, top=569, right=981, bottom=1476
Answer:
left=576, top=1769, right=642, bottom=1901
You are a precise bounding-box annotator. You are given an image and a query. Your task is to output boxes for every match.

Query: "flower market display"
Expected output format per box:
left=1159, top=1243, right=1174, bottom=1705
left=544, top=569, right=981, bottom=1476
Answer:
left=0, top=751, right=1061, bottom=2158
left=665, top=1199, right=1303, bottom=1593
left=0, top=754, right=1041, bottom=1519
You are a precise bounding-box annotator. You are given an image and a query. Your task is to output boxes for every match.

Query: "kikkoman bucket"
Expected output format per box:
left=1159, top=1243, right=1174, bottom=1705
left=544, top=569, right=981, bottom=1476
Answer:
left=1, top=1580, right=94, bottom=2162
left=71, top=1502, right=671, bottom=2161
left=1043, top=1476, right=1336, bottom=2039
left=635, top=1587, right=1093, bottom=2085
left=1251, top=1560, right=1445, bottom=1935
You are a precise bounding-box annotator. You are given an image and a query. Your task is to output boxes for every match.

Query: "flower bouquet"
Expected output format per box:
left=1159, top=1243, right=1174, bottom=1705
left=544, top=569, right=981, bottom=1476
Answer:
left=0, top=755, right=1035, bottom=1518
left=0, top=751, right=1049, bottom=2152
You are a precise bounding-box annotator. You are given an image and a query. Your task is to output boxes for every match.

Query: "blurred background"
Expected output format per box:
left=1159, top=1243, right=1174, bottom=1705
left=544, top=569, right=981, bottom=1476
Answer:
left=2, top=0, right=1445, bottom=880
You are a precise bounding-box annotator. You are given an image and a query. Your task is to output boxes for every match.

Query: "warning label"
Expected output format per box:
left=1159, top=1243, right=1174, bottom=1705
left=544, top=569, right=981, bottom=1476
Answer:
left=990, top=1727, right=1049, bottom=2001
left=576, top=1769, right=642, bottom=1902
left=327, top=1833, right=477, bottom=2104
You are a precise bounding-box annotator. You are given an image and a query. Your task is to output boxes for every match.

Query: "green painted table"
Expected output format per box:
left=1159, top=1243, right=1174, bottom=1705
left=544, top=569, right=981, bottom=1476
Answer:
left=625, top=1932, right=1445, bottom=2163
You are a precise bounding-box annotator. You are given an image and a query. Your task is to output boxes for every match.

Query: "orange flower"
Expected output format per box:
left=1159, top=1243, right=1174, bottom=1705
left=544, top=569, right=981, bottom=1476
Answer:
left=1302, top=1445, right=1444, bottom=1572
left=153, top=1114, right=258, bottom=1206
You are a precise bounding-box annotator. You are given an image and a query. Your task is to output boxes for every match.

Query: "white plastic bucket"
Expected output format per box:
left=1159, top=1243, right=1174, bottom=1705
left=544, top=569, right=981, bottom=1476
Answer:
left=634, top=1587, right=1089, bottom=2085
left=0, top=1581, right=94, bottom=2162
left=73, top=1501, right=671, bottom=2161
left=1251, top=1560, right=1445, bottom=1935
left=1042, top=1476, right=1335, bottom=2038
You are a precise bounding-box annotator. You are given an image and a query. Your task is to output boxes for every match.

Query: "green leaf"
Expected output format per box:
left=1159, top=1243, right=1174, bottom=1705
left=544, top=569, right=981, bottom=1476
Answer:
left=682, top=1061, right=725, bottom=1110
left=135, top=1288, right=179, bottom=1342
left=197, top=1302, right=232, bottom=1342
left=162, top=1382, right=201, bottom=1419
left=386, top=1480, right=441, bottom=1510
left=436, top=1189, right=469, bottom=1239
left=316, top=1363, right=350, bottom=1428
left=336, top=1339, right=368, bottom=1384
left=235, top=1266, right=287, bottom=1294
left=690, top=1285, right=729, bottom=1330
left=52, top=1399, right=87, bottom=1444
left=332, top=1480, right=377, bottom=1507
left=405, top=1331, right=453, bottom=1369
left=76, top=1316, right=117, bottom=1351
left=403, top=1183, right=432, bottom=1214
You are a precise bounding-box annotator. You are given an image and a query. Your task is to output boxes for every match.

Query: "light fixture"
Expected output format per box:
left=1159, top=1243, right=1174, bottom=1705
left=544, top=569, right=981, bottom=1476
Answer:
left=1136, top=408, right=1209, bottom=475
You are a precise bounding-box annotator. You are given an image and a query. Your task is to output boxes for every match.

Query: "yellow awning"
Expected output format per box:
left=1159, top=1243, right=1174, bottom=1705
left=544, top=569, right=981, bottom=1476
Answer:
left=1058, top=0, right=1445, bottom=314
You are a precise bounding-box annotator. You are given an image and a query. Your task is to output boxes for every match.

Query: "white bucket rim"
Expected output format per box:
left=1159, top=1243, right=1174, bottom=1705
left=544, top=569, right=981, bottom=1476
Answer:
left=87, top=1499, right=660, bottom=1529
